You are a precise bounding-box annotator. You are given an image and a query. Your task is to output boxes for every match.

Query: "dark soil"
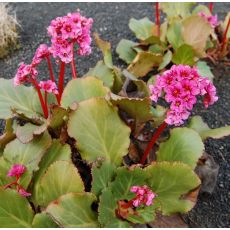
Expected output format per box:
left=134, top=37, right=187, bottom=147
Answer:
left=0, top=2, right=229, bottom=228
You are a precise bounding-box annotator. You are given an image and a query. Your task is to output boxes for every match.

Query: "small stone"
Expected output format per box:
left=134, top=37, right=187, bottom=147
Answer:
left=219, top=183, right=224, bottom=188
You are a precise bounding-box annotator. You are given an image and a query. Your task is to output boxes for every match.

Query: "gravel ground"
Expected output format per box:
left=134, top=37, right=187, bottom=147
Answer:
left=0, top=2, right=229, bottom=227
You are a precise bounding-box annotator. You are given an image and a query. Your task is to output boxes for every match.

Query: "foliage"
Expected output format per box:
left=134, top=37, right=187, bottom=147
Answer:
left=0, top=4, right=229, bottom=228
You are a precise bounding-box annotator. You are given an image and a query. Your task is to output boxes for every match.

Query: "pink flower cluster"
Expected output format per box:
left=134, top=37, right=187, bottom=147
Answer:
left=130, top=185, right=157, bottom=207
left=198, top=12, right=218, bottom=28
left=48, top=12, right=93, bottom=63
left=39, top=80, right=58, bottom=94
left=32, top=44, right=50, bottom=66
left=149, top=65, right=218, bottom=126
left=7, top=164, right=25, bottom=177
left=14, top=63, right=38, bottom=86
left=6, top=164, right=31, bottom=197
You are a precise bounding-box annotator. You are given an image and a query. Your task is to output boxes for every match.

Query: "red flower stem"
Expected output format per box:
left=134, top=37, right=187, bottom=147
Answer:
left=46, top=56, right=55, bottom=82
left=155, top=2, right=160, bottom=37
left=71, top=43, right=77, bottom=79
left=31, top=79, right=49, bottom=118
left=221, top=17, right=230, bottom=52
left=58, top=61, right=66, bottom=103
left=209, top=3, right=214, bottom=13
left=140, top=122, right=167, bottom=165
left=45, top=91, right=48, bottom=110
left=3, top=181, right=17, bottom=189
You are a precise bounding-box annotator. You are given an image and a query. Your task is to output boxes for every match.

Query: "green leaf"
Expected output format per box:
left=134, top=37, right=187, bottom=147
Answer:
left=188, top=115, right=230, bottom=140
left=46, top=192, right=98, bottom=227
left=68, top=98, right=130, bottom=165
left=141, top=36, right=161, bottom=45
left=98, top=167, right=149, bottom=226
left=61, top=76, right=109, bottom=108
left=105, top=219, right=130, bottom=228
left=16, top=123, right=47, bottom=144
left=32, top=212, right=58, bottom=228
left=145, top=162, right=200, bottom=215
left=192, top=4, right=211, bottom=15
left=0, top=79, right=42, bottom=119
left=3, top=131, right=51, bottom=172
left=129, top=17, right=156, bottom=40
left=157, top=127, right=204, bottom=169
left=182, top=15, right=212, bottom=57
left=111, top=95, right=153, bottom=123
left=172, top=44, right=195, bottom=66
left=31, top=140, right=71, bottom=204
left=116, top=39, right=138, bottom=64
left=196, top=61, right=214, bottom=82
left=38, top=161, right=84, bottom=207
left=160, top=3, right=194, bottom=21
left=122, top=70, right=150, bottom=97
left=85, top=61, right=115, bottom=88
left=98, top=188, right=118, bottom=226
left=149, top=44, right=164, bottom=55
left=91, top=162, right=116, bottom=197
left=94, top=33, right=113, bottom=68
left=112, top=66, right=124, bottom=94
left=166, top=22, right=184, bottom=49
left=48, top=105, right=68, bottom=129
left=127, top=51, right=162, bottom=78
left=158, top=50, right=172, bottom=70
left=0, top=119, right=16, bottom=150
left=110, top=166, right=148, bottom=200
left=126, top=205, right=156, bottom=224
left=150, top=105, right=167, bottom=128
left=0, top=188, right=34, bottom=227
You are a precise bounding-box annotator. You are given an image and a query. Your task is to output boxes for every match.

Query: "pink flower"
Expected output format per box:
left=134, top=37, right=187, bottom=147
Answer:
left=149, top=85, right=162, bottom=102
left=165, top=109, right=190, bottom=126
left=32, top=44, right=50, bottom=66
left=7, top=164, right=26, bottom=178
left=149, top=64, right=218, bottom=126
left=18, top=187, right=31, bottom=197
left=165, top=83, right=184, bottom=103
left=59, top=45, right=73, bottom=63
left=170, top=98, right=185, bottom=111
left=198, top=12, right=218, bottom=28
left=39, top=80, right=59, bottom=94
left=14, top=63, right=38, bottom=86
left=130, top=185, right=157, bottom=207
left=203, top=82, right=218, bottom=108
left=47, top=12, right=93, bottom=61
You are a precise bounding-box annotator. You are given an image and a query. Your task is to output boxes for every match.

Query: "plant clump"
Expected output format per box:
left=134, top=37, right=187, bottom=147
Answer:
left=0, top=3, right=229, bottom=228
left=0, top=3, right=20, bottom=58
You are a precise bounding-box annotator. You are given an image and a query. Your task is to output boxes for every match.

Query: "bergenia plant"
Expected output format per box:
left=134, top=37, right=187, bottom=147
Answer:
left=0, top=7, right=229, bottom=228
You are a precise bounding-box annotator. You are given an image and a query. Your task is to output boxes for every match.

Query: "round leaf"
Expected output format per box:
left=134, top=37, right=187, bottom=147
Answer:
left=129, top=17, right=156, bottom=40
left=116, top=39, right=138, bottom=64
left=145, top=162, right=200, bottom=215
left=157, top=127, right=204, bottom=169
left=39, top=161, right=84, bottom=206
left=0, top=79, right=42, bottom=119
left=61, top=76, right=109, bottom=108
left=68, top=98, right=131, bottom=165
left=3, top=131, right=51, bottom=172
left=172, top=44, right=195, bottom=66
left=182, top=15, right=212, bottom=57
left=127, top=51, right=162, bottom=78
left=188, top=115, right=230, bottom=140
left=85, top=61, right=114, bottom=88
left=31, top=140, right=71, bottom=204
left=32, top=212, right=58, bottom=228
left=46, top=192, right=98, bottom=227
left=0, top=188, right=34, bottom=227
